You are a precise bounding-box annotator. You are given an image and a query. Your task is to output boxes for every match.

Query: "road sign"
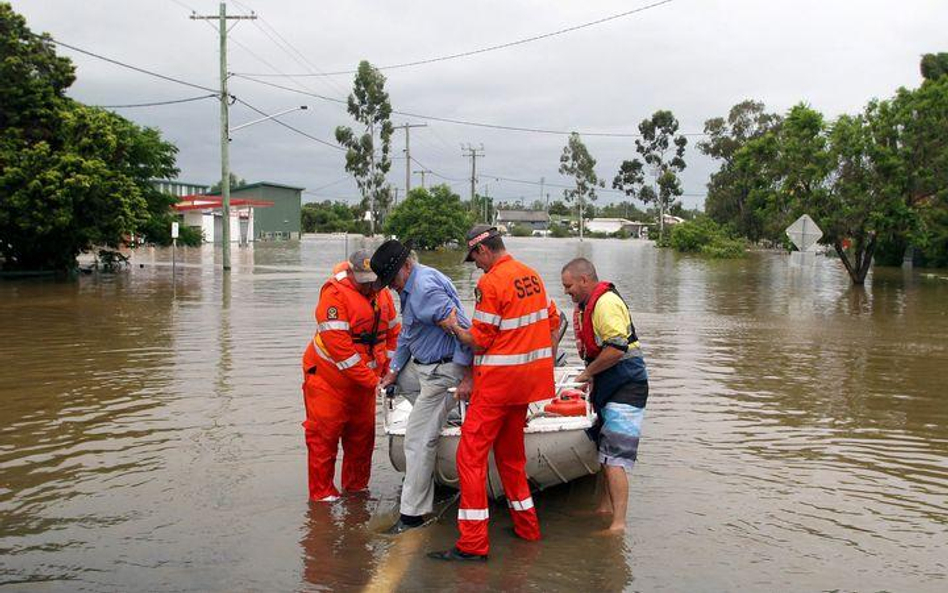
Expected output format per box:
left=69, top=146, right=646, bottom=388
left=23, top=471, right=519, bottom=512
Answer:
left=785, top=214, right=822, bottom=252
left=171, top=222, right=179, bottom=239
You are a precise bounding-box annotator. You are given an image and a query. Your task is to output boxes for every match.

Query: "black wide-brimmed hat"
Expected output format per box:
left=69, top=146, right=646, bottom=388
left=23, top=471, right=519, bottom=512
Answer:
left=463, top=225, right=501, bottom=262
left=370, top=238, right=415, bottom=288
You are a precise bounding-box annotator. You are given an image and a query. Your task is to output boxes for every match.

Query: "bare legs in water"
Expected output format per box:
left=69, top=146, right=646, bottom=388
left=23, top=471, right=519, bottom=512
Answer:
left=595, top=466, right=629, bottom=533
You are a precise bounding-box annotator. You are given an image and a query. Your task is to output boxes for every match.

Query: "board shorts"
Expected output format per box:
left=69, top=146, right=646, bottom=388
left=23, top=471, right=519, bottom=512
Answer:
left=597, top=402, right=645, bottom=470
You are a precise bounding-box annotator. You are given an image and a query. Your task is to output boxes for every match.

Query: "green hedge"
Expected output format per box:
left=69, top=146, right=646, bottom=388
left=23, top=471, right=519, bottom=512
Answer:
left=669, top=217, right=746, bottom=258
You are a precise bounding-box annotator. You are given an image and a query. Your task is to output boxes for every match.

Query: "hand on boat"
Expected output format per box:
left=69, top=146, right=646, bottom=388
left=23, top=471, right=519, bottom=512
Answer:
left=379, top=369, right=397, bottom=389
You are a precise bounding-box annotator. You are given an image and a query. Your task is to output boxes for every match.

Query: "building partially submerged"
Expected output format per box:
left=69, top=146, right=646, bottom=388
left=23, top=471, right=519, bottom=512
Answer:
left=155, top=180, right=304, bottom=243
left=585, top=217, right=650, bottom=238
left=495, top=209, right=550, bottom=233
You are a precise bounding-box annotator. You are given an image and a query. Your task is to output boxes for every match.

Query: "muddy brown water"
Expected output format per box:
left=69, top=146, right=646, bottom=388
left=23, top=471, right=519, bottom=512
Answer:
left=1, top=236, right=946, bottom=591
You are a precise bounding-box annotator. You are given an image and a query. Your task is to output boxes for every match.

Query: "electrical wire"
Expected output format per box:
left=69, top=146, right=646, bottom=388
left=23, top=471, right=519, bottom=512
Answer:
left=408, top=155, right=467, bottom=183
left=43, top=35, right=219, bottom=94
left=234, top=0, right=675, bottom=77
left=234, top=74, right=706, bottom=138
left=231, top=97, right=345, bottom=151
left=304, top=176, right=352, bottom=193
left=95, top=93, right=218, bottom=109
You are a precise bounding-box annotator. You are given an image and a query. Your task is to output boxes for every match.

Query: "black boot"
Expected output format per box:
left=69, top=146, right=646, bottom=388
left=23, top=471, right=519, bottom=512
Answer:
left=427, top=547, right=488, bottom=562
left=383, top=514, right=424, bottom=535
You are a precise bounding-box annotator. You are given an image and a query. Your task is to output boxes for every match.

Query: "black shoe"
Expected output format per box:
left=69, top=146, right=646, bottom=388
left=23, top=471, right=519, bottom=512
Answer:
left=427, top=547, right=488, bottom=562
left=383, top=518, right=423, bottom=535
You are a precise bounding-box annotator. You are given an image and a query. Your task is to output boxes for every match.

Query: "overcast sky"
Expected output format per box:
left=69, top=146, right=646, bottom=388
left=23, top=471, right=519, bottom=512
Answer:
left=10, top=0, right=947, bottom=209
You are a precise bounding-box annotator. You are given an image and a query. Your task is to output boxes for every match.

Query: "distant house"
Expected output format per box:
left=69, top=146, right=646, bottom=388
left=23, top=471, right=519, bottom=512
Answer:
left=586, top=218, right=650, bottom=238
left=662, top=214, right=686, bottom=227
left=174, top=194, right=276, bottom=244
left=209, top=181, right=304, bottom=241
left=495, top=209, right=550, bottom=232
left=159, top=180, right=303, bottom=243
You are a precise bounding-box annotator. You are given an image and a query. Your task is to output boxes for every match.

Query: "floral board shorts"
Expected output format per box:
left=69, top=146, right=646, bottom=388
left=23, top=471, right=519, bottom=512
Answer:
left=598, top=402, right=646, bottom=469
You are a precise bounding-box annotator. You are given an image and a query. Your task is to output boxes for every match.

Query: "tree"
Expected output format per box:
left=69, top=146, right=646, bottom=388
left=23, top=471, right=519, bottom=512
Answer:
left=612, top=110, right=687, bottom=240
left=209, top=172, right=247, bottom=193
left=301, top=200, right=360, bottom=233
left=548, top=200, right=570, bottom=216
left=384, top=185, right=473, bottom=250
left=469, top=193, right=494, bottom=224
left=335, top=61, right=394, bottom=236
left=597, top=201, right=647, bottom=221
left=697, top=100, right=782, bottom=241
left=875, top=70, right=948, bottom=268
left=920, top=52, right=948, bottom=81
left=0, top=3, right=74, bottom=145
left=0, top=5, right=180, bottom=270
left=558, top=132, right=603, bottom=240
left=752, top=102, right=917, bottom=285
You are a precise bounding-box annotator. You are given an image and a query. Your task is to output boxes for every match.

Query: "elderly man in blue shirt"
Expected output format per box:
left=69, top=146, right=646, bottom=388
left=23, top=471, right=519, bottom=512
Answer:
left=371, top=239, right=473, bottom=534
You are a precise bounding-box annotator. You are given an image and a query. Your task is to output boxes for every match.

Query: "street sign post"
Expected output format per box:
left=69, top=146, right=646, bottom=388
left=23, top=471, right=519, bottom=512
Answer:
left=786, top=214, right=823, bottom=267
left=171, top=222, right=179, bottom=276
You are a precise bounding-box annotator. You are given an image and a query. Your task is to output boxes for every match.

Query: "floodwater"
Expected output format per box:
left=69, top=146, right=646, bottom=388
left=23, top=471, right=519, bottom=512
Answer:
left=1, top=236, right=946, bottom=592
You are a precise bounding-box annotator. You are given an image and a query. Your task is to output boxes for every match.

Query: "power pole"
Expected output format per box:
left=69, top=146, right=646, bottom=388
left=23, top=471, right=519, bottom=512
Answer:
left=191, top=2, right=256, bottom=272
left=395, top=122, right=426, bottom=197
left=413, top=169, right=429, bottom=189
left=462, top=144, right=484, bottom=213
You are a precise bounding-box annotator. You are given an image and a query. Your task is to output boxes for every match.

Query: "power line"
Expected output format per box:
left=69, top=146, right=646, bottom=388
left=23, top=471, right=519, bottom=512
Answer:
left=43, top=35, right=219, bottom=94
left=409, top=155, right=466, bottom=183
left=234, top=0, right=676, bottom=77
left=233, top=74, right=706, bottom=138
left=95, top=93, right=218, bottom=109
left=305, top=176, right=352, bottom=193
left=167, top=0, right=198, bottom=14
left=232, top=97, right=344, bottom=151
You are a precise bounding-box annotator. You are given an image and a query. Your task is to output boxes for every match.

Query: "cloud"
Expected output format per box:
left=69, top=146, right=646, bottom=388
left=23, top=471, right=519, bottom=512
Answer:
left=12, top=0, right=947, bottom=208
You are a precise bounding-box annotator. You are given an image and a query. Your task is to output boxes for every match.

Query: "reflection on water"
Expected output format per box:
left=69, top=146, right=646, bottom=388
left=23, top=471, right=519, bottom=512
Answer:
left=1, top=237, right=946, bottom=591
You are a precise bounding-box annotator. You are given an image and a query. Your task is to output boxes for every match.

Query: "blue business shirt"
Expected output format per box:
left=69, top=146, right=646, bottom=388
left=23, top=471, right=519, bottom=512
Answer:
left=391, top=263, right=473, bottom=372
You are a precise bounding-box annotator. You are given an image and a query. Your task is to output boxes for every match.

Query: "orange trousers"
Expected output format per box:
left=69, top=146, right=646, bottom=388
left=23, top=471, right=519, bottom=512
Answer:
left=302, top=374, right=375, bottom=501
left=455, top=402, right=540, bottom=556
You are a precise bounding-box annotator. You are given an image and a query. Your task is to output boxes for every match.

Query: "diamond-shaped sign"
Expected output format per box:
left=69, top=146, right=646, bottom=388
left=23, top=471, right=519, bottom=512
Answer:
left=786, top=214, right=823, bottom=252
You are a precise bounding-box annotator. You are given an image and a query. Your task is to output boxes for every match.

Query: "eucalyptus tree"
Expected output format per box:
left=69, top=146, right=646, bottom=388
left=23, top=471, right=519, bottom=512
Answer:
left=335, top=60, right=394, bottom=236
left=558, top=132, right=603, bottom=241
left=612, top=110, right=687, bottom=240
left=697, top=101, right=782, bottom=241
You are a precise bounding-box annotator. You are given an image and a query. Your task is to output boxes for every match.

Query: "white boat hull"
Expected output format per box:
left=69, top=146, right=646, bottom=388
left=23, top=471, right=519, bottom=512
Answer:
left=384, top=368, right=600, bottom=499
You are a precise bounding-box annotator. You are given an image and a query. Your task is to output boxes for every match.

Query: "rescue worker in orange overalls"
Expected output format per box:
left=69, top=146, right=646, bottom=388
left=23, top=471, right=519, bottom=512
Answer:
left=301, top=250, right=399, bottom=502
left=429, top=225, right=561, bottom=561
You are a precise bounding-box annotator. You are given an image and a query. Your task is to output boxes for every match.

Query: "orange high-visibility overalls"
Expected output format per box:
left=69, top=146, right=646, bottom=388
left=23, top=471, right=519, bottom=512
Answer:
left=301, top=267, right=399, bottom=501
left=455, top=254, right=560, bottom=555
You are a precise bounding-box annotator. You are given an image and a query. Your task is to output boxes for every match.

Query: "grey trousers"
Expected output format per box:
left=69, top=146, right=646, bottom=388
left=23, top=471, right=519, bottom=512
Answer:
left=396, top=360, right=464, bottom=516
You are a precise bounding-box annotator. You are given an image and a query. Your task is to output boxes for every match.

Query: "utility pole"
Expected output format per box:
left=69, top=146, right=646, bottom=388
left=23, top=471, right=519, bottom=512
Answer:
left=395, top=122, right=427, bottom=197
left=462, top=144, right=484, bottom=213
left=192, top=2, right=256, bottom=272
left=413, top=169, right=429, bottom=189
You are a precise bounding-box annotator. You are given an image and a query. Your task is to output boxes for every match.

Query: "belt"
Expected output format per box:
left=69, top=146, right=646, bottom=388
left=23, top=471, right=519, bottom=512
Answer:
left=412, top=355, right=454, bottom=366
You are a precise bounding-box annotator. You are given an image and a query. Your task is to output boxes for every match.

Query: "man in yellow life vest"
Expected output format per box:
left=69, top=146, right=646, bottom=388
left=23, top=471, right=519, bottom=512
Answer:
left=561, top=257, right=649, bottom=533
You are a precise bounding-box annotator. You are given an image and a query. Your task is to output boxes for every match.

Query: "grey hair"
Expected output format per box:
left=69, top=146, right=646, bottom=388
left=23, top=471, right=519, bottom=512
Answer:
left=561, top=257, right=598, bottom=281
